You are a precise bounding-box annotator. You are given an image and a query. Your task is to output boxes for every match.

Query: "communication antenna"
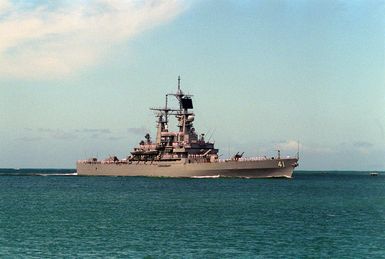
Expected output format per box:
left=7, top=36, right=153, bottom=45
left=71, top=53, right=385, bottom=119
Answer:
left=177, top=75, right=182, bottom=110
left=207, top=128, right=216, bottom=142
left=297, top=140, right=300, bottom=159
left=177, top=75, right=181, bottom=93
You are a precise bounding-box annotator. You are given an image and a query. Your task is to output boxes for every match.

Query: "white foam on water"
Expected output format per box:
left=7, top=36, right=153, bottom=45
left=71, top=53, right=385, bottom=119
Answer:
left=191, top=175, right=221, bottom=179
left=38, top=172, right=78, bottom=176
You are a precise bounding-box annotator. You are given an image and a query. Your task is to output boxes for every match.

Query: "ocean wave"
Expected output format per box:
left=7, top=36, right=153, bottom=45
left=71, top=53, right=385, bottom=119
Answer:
left=0, top=169, right=77, bottom=176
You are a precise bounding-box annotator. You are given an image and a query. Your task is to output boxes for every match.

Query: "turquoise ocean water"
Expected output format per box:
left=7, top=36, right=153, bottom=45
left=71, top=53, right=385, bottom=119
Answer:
left=0, top=169, right=384, bottom=258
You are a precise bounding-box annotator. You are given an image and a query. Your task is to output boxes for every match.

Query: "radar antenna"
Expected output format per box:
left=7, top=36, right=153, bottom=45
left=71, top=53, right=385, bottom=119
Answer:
left=177, top=75, right=181, bottom=93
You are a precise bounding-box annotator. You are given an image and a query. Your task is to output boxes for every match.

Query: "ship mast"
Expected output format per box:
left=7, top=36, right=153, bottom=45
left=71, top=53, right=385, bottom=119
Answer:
left=151, top=76, right=191, bottom=145
left=131, top=77, right=218, bottom=162
left=178, top=75, right=181, bottom=93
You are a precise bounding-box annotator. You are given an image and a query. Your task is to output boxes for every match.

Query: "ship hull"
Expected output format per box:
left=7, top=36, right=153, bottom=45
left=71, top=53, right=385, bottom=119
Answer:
left=76, top=158, right=298, bottom=178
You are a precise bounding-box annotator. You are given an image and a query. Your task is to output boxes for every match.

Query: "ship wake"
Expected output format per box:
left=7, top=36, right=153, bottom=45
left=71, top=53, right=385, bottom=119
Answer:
left=37, top=172, right=78, bottom=176
left=191, top=175, right=221, bottom=179
left=0, top=171, right=78, bottom=177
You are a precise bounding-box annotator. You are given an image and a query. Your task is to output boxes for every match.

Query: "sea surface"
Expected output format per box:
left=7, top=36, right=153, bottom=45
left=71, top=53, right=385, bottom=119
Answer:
left=0, top=169, right=384, bottom=258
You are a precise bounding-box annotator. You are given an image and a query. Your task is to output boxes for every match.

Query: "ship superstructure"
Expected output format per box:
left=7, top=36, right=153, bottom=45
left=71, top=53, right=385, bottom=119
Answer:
left=77, top=77, right=298, bottom=178
left=130, top=76, right=218, bottom=165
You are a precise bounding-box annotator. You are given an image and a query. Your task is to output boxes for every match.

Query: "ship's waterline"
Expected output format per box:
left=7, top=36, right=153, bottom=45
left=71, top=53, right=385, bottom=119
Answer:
left=77, top=77, right=298, bottom=177
left=77, top=158, right=298, bottom=178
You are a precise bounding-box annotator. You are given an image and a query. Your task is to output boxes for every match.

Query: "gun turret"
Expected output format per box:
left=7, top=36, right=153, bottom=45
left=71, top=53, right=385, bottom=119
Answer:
left=232, top=152, right=244, bottom=161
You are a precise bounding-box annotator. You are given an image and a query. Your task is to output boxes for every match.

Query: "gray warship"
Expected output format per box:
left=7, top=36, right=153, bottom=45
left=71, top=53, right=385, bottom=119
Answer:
left=77, top=77, right=299, bottom=178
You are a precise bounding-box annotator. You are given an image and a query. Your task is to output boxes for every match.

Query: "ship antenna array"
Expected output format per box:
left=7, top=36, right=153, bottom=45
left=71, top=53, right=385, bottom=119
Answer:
left=177, top=75, right=182, bottom=110
left=165, top=94, right=169, bottom=123
left=297, top=140, right=300, bottom=159
left=178, top=75, right=181, bottom=93
left=207, top=128, right=216, bottom=142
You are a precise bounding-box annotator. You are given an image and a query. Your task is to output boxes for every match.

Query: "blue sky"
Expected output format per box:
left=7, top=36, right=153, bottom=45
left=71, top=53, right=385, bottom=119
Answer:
left=0, top=0, right=384, bottom=170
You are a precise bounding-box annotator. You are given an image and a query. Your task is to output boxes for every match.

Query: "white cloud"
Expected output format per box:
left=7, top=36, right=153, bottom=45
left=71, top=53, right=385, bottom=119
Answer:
left=0, top=0, right=185, bottom=79
left=0, top=0, right=11, bottom=13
